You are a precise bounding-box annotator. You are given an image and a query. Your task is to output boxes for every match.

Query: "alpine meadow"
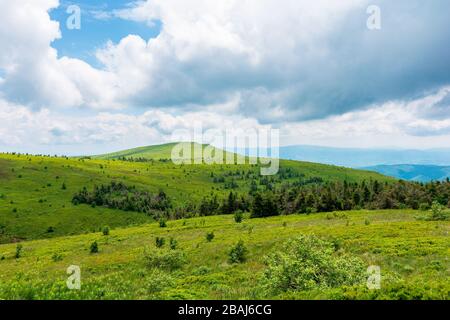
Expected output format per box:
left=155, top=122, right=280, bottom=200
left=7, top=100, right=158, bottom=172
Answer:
left=0, top=144, right=448, bottom=300
left=0, top=0, right=449, bottom=307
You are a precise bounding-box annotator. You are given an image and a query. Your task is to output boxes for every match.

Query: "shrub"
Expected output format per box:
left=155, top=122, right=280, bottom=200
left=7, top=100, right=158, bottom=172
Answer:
left=90, top=241, right=99, bottom=254
left=193, top=266, right=212, bottom=276
left=155, top=237, right=165, bottom=248
left=234, top=211, right=243, bottom=223
left=46, top=226, right=55, bottom=233
left=169, top=238, right=178, bottom=250
left=102, top=226, right=110, bottom=236
left=229, top=240, right=247, bottom=264
left=144, top=248, right=186, bottom=271
left=146, top=269, right=175, bottom=294
left=261, top=235, right=366, bottom=295
left=61, top=183, right=67, bottom=190
left=159, top=218, right=167, bottom=228
left=206, top=232, right=215, bottom=242
left=15, top=244, right=23, bottom=259
left=52, top=253, right=63, bottom=262
left=430, top=201, right=449, bottom=221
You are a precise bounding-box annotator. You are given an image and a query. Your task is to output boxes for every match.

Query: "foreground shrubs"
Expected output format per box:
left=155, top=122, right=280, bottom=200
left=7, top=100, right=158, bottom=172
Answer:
left=15, top=244, right=23, bottom=259
left=89, top=241, right=99, bottom=254
left=415, top=201, right=450, bottom=221
left=261, top=235, right=366, bottom=295
left=144, top=248, right=186, bottom=271
left=229, top=240, right=247, bottom=264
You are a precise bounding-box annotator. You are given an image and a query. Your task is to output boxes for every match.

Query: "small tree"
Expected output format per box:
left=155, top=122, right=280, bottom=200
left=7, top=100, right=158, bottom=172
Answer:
left=90, top=241, right=99, bottom=253
left=206, top=232, right=215, bottom=242
left=159, top=218, right=167, bottom=228
left=155, top=237, right=165, bottom=248
left=102, top=226, right=110, bottom=236
left=229, top=240, right=247, bottom=264
left=15, top=244, right=23, bottom=259
left=61, top=182, right=67, bottom=190
left=430, top=201, right=447, bottom=221
left=234, top=211, right=243, bottom=223
left=169, top=238, right=178, bottom=250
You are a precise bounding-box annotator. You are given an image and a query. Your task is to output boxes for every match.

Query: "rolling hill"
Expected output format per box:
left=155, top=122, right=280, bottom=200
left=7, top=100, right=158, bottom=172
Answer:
left=0, top=143, right=448, bottom=300
left=0, top=143, right=392, bottom=243
left=92, top=142, right=181, bottom=160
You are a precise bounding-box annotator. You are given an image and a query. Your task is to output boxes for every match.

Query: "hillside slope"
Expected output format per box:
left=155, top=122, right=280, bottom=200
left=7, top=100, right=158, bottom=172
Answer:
left=92, top=143, right=181, bottom=160
left=0, top=210, right=448, bottom=299
left=0, top=149, right=392, bottom=242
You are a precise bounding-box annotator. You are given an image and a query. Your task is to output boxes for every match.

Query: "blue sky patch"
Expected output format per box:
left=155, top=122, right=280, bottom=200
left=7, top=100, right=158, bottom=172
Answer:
left=49, top=0, right=161, bottom=67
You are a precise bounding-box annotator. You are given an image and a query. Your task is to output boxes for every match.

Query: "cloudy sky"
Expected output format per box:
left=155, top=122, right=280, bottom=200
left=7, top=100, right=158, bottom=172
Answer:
left=0, top=0, right=449, bottom=155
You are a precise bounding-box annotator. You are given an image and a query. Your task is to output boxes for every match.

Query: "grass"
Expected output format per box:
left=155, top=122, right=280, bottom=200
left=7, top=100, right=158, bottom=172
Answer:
left=0, top=209, right=448, bottom=299
left=1, top=144, right=443, bottom=300
left=0, top=149, right=391, bottom=242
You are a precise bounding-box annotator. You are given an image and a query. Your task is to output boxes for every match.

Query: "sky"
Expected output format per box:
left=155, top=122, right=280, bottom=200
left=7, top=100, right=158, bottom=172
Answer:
left=0, top=0, right=449, bottom=155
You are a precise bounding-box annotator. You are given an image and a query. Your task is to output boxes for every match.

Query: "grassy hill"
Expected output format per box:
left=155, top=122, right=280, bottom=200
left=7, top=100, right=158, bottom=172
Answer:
left=0, top=144, right=448, bottom=300
left=0, top=209, right=448, bottom=299
left=92, top=142, right=181, bottom=160
left=0, top=146, right=391, bottom=243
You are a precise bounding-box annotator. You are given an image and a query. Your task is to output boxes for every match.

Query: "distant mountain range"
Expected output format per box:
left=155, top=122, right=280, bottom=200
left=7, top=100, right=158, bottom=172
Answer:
left=276, top=145, right=450, bottom=168
left=232, top=145, right=450, bottom=182
left=276, top=145, right=450, bottom=182
left=362, top=164, right=450, bottom=182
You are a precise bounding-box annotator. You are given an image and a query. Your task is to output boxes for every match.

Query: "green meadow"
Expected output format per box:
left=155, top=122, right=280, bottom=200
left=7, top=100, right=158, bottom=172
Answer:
left=0, top=144, right=389, bottom=242
left=0, top=144, right=448, bottom=300
left=0, top=210, right=448, bottom=300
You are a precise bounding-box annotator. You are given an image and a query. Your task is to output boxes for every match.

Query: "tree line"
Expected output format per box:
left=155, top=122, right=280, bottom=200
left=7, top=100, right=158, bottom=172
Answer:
left=72, top=181, right=172, bottom=214
left=72, top=179, right=450, bottom=220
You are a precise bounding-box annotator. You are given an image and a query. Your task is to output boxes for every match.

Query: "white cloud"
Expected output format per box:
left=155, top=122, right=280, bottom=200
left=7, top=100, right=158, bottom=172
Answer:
left=0, top=0, right=449, bottom=153
left=0, top=0, right=120, bottom=109
left=281, top=87, right=450, bottom=148
left=1, top=87, right=450, bottom=155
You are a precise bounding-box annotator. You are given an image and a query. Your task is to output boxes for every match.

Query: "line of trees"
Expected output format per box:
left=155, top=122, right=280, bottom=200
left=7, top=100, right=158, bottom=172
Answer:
left=72, top=181, right=172, bottom=214
left=250, top=179, right=450, bottom=217
left=72, top=179, right=450, bottom=220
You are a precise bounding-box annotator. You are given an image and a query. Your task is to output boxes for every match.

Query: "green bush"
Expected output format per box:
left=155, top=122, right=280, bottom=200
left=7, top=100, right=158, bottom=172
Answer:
left=144, top=248, right=186, bottom=271
left=416, top=201, right=450, bottom=221
left=206, top=232, right=215, bottom=242
left=159, top=218, right=167, bottom=228
left=90, top=241, right=99, bottom=254
left=234, top=211, right=243, bottom=223
left=15, top=244, right=23, bottom=259
left=155, top=237, right=165, bottom=248
left=146, top=269, right=175, bottom=294
left=229, top=240, right=247, bottom=264
left=169, top=238, right=178, bottom=250
left=430, top=201, right=449, bottom=221
left=102, top=226, right=110, bottom=236
left=51, top=253, right=63, bottom=262
left=261, top=235, right=366, bottom=295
